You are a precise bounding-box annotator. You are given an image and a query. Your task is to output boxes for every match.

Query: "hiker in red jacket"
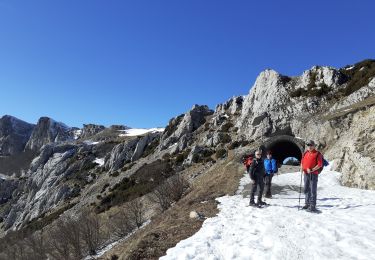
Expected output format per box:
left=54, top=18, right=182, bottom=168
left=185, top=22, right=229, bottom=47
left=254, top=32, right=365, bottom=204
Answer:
left=300, top=140, right=323, bottom=212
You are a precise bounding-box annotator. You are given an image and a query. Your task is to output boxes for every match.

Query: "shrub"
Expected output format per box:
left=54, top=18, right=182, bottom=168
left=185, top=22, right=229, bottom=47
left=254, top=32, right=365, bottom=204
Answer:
left=220, top=122, right=234, bottom=132
left=220, top=133, right=232, bottom=144
left=216, top=148, right=227, bottom=159
left=110, top=171, right=120, bottom=177
left=175, top=153, right=185, bottom=164
left=149, top=175, right=190, bottom=211
left=339, top=59, right=375, bottom=96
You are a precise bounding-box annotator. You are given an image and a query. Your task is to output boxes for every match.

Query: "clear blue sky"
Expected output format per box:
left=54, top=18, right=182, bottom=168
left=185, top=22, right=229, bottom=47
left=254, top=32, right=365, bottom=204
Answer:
left=1, top=0, right=374, bottom=128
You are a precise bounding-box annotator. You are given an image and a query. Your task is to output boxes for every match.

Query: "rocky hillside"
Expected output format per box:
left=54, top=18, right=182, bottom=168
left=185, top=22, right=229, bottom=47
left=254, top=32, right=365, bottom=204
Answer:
left=0, top=59, right=374, bottom=260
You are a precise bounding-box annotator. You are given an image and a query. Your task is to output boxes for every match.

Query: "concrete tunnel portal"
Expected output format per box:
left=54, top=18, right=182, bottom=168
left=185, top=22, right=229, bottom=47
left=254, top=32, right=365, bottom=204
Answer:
left=261, top=135, right=305, bottom=165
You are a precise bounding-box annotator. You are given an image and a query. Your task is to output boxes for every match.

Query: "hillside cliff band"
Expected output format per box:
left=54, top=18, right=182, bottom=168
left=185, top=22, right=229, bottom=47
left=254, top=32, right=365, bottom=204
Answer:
left=246, top=140, right=324, bottom=213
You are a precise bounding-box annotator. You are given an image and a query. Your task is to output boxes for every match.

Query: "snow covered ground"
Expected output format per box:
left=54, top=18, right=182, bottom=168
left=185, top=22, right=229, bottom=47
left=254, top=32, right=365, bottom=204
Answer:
left=118, top=128, right=164, bottom=137
left=161, top=163, right=375, bottom=260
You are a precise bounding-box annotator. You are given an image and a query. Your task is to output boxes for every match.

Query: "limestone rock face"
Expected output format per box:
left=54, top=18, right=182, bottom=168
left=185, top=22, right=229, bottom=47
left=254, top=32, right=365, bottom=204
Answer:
left=104, top=139, right=139, bottom=173
left=159, top=105, right=214, bottom=153
left=0, top=115, right=35, bottom=156
left=229, top=63, right=375, bottom=189
left=131, top=132, right=160, bottom=162
left=2, top=143, right=83, bottom=229
left=80, top=124, right=106, bottom=139
left=25, top=117, right=73, bottom=151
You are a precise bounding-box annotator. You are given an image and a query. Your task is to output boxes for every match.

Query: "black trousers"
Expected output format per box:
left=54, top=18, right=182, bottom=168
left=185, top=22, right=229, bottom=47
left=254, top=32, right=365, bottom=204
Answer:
left=264, top=174, right=274, bottom=197
left=250, top=178, right=265, bottom=203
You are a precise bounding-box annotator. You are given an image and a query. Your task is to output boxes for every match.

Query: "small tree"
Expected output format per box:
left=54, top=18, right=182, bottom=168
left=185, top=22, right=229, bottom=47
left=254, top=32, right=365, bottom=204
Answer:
left=109, top=210, right=135, bottom=239
left=79, top=210, right=103, bottom=256
left=149, top=175, right=190, bottom=211
left=126, top=199, right=146, bottom=229
left=24, top=229, right=47, bottom=260
left=46, top=217, right=78, bottom=260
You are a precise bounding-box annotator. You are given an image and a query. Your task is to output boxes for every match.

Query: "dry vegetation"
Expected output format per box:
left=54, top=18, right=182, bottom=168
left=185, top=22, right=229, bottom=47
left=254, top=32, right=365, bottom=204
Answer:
left=101, top=150, right=245, bottom=260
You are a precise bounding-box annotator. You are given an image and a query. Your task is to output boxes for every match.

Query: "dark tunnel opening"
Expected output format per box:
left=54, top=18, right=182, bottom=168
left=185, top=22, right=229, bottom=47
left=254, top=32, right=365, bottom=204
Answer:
left=264, top=140, right=303, bottom=165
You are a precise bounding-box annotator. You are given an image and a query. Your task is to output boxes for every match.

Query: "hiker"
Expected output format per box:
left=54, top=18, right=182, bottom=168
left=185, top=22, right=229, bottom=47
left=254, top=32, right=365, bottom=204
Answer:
left=249, top=149, right=266, bottom=207
left=300, top=140, right=323, bottom=212
left=264, top=151, right=277, bottom=198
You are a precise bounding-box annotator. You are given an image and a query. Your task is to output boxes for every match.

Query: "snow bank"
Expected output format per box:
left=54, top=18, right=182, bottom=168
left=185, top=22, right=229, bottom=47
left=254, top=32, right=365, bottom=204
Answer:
left=118, top=128, right=164, bottom=137
left=93, top=158, right=105, bottom=166
left=161, top=163, right=375, bottom=260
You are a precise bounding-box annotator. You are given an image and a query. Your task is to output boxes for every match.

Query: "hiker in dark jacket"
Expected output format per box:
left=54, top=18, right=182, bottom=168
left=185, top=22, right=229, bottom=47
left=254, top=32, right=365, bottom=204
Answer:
left=249, top=150, right=266, bottom=207
left=300, top=140, right=323, bottom=212
left=264, top=151, right=278, bottom=198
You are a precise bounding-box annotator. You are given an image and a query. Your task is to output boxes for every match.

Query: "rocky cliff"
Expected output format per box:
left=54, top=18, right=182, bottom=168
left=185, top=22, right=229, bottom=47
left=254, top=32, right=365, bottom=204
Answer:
left=0, top=115, right=35, bottom=156
left=25, top=117, right=73, bottom=151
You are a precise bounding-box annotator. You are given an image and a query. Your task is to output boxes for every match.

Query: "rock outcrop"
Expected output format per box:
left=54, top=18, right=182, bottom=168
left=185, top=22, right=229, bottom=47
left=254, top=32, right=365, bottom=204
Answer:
left=0, top=115, right=35, bottom=156
left=159, top=105, right=214, bottom=153
left=25, top=117, right=73, bottom=151
left=80, top=124, right=106, bottom=139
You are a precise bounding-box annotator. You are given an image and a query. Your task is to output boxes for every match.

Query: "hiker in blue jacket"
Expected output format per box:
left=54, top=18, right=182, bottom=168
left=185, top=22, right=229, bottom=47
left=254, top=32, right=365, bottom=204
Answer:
left=264, top=151, right=278, bottom=198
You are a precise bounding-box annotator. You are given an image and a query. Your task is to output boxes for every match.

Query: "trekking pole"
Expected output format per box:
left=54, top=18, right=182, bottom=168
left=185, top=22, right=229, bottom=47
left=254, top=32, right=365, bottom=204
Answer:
left=298, top=170, right=303, bottom=211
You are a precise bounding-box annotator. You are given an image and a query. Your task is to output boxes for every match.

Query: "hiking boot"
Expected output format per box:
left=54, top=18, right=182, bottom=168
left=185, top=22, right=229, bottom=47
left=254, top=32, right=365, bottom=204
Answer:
left=258, top=201, right=267, bottom=206
left=265, top=194, right=272, bottom=199
left=308, top=206, right=317, bottom=212
left=249, top=201, right=256, bottom=206
left=302, top=205, right=309, bottom=210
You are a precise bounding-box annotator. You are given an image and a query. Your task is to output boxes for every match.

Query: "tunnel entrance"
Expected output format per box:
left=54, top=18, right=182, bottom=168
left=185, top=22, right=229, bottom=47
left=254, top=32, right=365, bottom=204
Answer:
left=262, top=135, right=304, bottom=165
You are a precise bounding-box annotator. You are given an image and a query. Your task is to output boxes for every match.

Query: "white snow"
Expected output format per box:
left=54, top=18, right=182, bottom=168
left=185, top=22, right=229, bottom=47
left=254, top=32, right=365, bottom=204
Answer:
left=83, top=140, right=100, bottom=145
left=0, top=173, right=9, bottom=180
left=93, top=158, right=105, bottom=166
left=118, top=128, right=164, bottom=137
left=73, top=129, right=82, bottom=139
left=161, top=162, right=375, bottom=260
left=345, top=66, right=354, bottom=70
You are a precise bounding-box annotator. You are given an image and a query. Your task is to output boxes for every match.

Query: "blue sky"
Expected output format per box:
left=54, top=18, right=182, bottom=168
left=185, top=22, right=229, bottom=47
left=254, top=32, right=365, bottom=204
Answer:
left=0, top=0, right=374, bottom=128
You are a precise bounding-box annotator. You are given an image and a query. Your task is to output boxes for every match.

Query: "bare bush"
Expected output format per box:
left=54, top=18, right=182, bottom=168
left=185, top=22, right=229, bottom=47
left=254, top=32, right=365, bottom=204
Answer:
left=149, top=174, right=190, bottom=211
left=78, top=210, right=103, bottom=256
left=46, top=216, right=81, bottom=260
left=109, top=210, right=135, bottom=239
left=109, top=199, right=146, bottom=239
left=126, top=199, right=146, bottom=228
left=167, top=175, right=190, bottom=202
left=24, top=229, right=47, bottom=260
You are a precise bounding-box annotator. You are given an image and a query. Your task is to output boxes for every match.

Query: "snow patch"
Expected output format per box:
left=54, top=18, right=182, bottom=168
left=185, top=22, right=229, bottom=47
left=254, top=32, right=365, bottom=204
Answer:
left=0, top=173, right=9, bottom=180
left=83, top=140, right=100, bottom=145
left=93, top=158, right=105, bottom=166
left=118, top=128, right=164, bottom=137
left=73, top=129, right=82, bottom=140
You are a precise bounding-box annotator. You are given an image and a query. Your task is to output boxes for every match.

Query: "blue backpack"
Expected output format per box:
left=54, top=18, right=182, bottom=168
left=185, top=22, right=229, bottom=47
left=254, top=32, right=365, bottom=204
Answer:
left=318, top=154, right=329, bottom=173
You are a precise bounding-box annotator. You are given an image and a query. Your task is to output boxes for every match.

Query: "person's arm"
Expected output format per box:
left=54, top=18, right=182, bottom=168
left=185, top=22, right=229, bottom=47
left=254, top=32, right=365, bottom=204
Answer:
left=272, top=159, right=277, bottom=173
left=249, top=161, right=256, bottom=181
left=312, top=153, right=323, bottom=172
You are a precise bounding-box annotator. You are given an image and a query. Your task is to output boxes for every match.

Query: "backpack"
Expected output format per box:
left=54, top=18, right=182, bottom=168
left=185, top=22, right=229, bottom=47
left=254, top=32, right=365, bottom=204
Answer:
left=242, top=154, right=254, bottom=170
